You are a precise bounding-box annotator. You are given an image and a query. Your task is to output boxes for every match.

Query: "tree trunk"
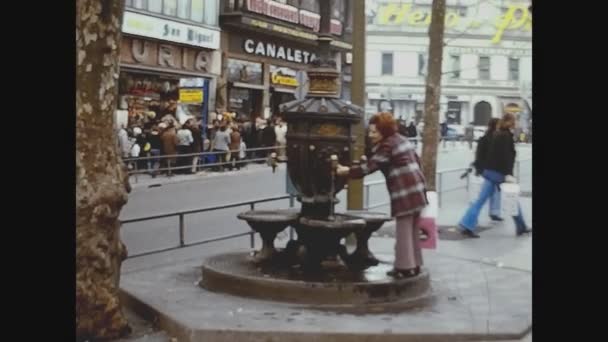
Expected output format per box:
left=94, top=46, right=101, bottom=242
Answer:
left=76, top=0, right=131, bottom=340
left=421, top=0, right=446, bottom=191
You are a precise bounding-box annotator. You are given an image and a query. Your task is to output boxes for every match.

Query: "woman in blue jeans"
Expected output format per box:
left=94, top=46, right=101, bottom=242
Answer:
left=459, top=113, right=532, bottom=238
left=473, top=118, right=503, bottom=221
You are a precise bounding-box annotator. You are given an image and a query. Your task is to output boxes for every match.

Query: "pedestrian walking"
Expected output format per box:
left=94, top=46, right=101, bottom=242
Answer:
left=147, top=125, right=162, bottom=177
left=188, top=119, right=203, bottom=173
left=133, top=127, right=148, bottom=171
left=440, top=121, right=448, bottom=148
left=117, top=125, right=131, bottom=160
left=176, top=122, right=194, bottom=174
left=471, top=118, right=502, bottom=221
left=275, top=117, right=288, bottom=159
left=406, top=121, right=418, bottom=146
left=397, top=118, right=408, bottom=137
left=160, top=122, right=178, bottom=175
left=229, top=123, right=242, bottom=170
left=262, top=119, right=277, bottom=158
left=464, top=122, right=475, bottom=150
left=336, top=112, right=428, bottom=278
left=212, top=124, right=231, bottom=171
left=458, top=113, right=532, bottom=238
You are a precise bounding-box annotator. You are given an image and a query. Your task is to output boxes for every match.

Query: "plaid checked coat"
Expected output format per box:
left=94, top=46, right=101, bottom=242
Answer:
left=350, top=133, right=428, bottom=218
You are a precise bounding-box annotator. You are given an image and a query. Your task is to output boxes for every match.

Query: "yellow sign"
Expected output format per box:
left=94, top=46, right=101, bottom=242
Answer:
left=492, top=5, right=532, bottom=44
left=179, top=89, right=204, bottom=103
left=271, top=73, right=298, bottom=87
left=504, top=104, right=521, bottom=114
left=376, top=4, right=531, bottom=44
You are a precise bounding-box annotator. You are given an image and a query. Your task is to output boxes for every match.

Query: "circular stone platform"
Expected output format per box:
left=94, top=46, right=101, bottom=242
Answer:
left=200, top=252, right=431, bottom=307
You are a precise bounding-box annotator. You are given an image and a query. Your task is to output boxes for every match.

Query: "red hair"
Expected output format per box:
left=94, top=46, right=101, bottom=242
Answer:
left=369, top=112, right=397, bottom=138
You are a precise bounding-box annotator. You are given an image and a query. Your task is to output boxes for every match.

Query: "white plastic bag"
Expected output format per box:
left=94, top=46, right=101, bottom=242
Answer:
left=500, top=183, right=520, bottom=217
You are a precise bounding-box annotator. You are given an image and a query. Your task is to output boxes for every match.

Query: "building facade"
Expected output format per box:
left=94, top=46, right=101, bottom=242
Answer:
left=365, top=0, right=532, bottom=130
left=117, top=0, right=222, bottom=131
left=218, top=0, right=354, bottom=122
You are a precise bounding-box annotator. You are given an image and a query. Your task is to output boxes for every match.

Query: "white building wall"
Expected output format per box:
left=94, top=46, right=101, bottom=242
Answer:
left=394, top=52, right=419, bottom=78
left=520, top=56, right=532, bottom=82
left=461, top=54, right=478, bottom=80
left=365, top=0, right=531, bottom=125
left=491, top=55, right=509, bottom=81
left=366, top=51, right=381, bottom=77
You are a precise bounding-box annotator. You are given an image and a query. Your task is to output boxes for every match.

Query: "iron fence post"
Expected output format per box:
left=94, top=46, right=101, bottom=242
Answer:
left=289, top=195, right=295, bottom=240
left=179, top=214, right=185, bottom=247
left=438, top=172, right=442, bottom=208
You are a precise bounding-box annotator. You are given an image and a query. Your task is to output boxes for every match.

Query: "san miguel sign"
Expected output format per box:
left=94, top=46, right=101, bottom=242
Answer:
left=243, top=38, right=317, bottom=65
left=246, top=0, right=343, bottom=35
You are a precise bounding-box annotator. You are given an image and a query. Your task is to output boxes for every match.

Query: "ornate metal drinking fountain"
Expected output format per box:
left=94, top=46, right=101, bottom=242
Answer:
left=200, top=0, right=430, bottom=309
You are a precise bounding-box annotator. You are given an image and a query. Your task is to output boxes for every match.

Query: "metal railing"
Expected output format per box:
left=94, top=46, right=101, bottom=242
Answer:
left=123, top=145, right=284, bottom=182
left=364, top=158, right=532, bottom=209
left=121, top=194, right=294, bottom=259
left=121, top=157, right=530, bottom=259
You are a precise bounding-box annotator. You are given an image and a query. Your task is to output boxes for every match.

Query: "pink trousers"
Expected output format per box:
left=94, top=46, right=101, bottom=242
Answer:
left=394, top=214, right=423, bottom=270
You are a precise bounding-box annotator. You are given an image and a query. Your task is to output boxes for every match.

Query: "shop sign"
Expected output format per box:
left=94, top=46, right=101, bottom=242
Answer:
left=345, top=52, right=353, bottom=64
left=372, top=3, right=531, bottom=44
left=242, top=17, right=351, bottom=50
left=243, top=39, right=317, bottom=64
left=243, top=17, right=317, bottom=40
left=227, top=59, right=263, bottom=84
left=270, top=66, right=298, bottom=87
left=246, top=0, right=343, bottom=35
left=298, top=10, right=343, bottom=35
left=179, top=89, right=204, bottom=103
left=504, top=103, right=522, bottom=114
left=122, top=11, right=220, bottom=49
left=120, top=37, right=213, bottom=73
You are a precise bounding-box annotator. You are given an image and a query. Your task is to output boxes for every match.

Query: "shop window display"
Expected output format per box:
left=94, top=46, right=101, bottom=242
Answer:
left=118, top=72, right=182, bottom=129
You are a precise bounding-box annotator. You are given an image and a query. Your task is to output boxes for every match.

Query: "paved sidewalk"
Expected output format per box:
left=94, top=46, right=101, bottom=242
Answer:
left=116, top=188, right=532, bottom=341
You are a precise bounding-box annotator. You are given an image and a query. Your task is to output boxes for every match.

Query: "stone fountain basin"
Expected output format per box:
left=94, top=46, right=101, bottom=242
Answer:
left=237, top=209, right=300, bottom=233
left=344, top=210, right=392, bottom=232
left=201, top=252, right=431, bottom=306
left=296, top=214, right=366, bottom=238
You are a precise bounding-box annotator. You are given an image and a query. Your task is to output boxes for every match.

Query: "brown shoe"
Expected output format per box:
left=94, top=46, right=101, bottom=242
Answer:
left=387, top=267, right=420, bottom=278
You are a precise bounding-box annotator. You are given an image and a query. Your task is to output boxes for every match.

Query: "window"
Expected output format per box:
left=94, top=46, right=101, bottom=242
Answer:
left=450, top=55, right=460, bottom=79
left=191, top=0, right=204, bottom=22
left=418, top=53, right=427, bottom=76
left=509, top=57, right=519, bottom=81
left=148, top=0, right=162, bottom=13
left=126, top=0, right=218, bottom=26
left=204, top=0, right=218, bottom=25
left=332, top=0, right=345, bottom=19
left=177, top=0, right=190, bottom=19
left=478, top=56, right=490, bottom=80
left=300, top=0, right=319, bottom=13
left=132, top=0, right=146, bottom=9
left=382, top=53, right=393, bottom=75
left=345, top=0, right=353, bottom=30
left=163, top=0, right=178, bottom=16
left=287, top=0, right=300, bottom=6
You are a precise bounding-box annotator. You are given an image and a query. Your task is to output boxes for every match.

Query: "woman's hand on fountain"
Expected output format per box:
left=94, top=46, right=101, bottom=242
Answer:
left=336, top=164, right=350, bottom=176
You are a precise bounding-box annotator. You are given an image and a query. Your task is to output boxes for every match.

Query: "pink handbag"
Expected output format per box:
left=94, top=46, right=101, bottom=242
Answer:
left=418, top=191, right=438, bottom=249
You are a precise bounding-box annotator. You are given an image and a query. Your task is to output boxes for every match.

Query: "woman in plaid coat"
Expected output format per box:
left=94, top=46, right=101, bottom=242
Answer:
left=337, top=113, right=428, bottom=278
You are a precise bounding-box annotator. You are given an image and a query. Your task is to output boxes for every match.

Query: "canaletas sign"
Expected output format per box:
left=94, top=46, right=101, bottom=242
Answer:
left=246, top=0, right=343, bottom=35
left=236, top=37, right=317, bottom=65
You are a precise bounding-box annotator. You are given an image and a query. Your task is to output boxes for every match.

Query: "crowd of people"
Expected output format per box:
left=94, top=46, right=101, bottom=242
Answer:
left=116, top=112, right=289, bottom=177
